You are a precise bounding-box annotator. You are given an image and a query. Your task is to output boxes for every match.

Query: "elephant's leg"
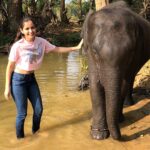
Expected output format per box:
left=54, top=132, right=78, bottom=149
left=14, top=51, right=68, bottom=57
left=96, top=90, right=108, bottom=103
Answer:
left=119, top=78, right=135, bottom=122
left=119, top=79, right=130, bottom=122
left=90, top=81, right=110, bottom=140
left=124, top=79, right=135, bottom=106
left=88, top=51, right=109, bottom=140
left=104, top=68, right=121, bottom=140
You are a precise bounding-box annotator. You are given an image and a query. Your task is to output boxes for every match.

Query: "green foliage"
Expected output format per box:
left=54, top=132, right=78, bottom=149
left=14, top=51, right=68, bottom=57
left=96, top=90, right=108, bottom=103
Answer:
left=54, top=0, right=61, bottom=5
left=50, top=32, right=81, bottom=46
left=82, top=1, right=90, bottom=15
left=0, top=33, right=12, bottom=46
left=36, top=0, right=45, bottom=13
left=131, top=0, right=143, bottom=13
left=66, top=0, right=90, bottom=19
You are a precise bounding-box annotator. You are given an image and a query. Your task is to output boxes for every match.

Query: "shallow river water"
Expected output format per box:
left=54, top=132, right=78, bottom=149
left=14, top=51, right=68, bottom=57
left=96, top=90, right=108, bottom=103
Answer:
left=0, top=52, right=149, bottom=150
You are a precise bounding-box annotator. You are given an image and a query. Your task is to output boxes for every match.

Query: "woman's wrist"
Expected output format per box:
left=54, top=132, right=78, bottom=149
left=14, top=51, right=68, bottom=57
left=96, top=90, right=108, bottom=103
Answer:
left=5, top=85, right=10, bottom=90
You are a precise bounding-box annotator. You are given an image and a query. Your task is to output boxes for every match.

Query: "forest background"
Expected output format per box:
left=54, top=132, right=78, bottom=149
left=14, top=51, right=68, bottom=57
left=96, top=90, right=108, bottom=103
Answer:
left=0, top=0, right=149, bottom=52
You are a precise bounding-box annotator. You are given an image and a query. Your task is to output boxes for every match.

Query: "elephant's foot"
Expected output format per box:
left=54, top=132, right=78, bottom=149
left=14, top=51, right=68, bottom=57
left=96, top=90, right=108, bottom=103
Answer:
left=109, top=126, right=121, bottom=140
left=90, top=126, right=110, bottom=140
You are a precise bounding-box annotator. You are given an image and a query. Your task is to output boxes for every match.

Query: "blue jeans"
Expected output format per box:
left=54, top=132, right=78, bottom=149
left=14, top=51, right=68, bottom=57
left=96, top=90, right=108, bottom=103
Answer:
left=11, top=72, right=43, bottom=138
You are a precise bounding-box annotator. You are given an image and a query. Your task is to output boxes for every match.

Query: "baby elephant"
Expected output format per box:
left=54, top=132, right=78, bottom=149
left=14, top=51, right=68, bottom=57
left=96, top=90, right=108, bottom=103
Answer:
left=81, top=1, right=150, bottom=140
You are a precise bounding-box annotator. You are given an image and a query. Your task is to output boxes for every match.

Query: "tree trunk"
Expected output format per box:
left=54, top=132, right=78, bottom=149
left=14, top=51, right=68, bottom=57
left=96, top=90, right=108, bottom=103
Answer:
left=7, top=0, right=22, bottom=32
left=60, top=0, right=69, bottom=23
left=0, top=0, right=9, bottom=32
left=90, top=0, right=95, bottom=10
left=78, top=0, right=82, bottom=19
left=95, top=0, right=109, bottom=11
left=50, top=0, right=55, bottom=5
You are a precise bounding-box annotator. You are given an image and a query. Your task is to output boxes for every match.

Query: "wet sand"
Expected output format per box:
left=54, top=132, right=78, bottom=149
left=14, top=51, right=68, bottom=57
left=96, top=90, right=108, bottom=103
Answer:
left=0, top=91, right=149, bottom=150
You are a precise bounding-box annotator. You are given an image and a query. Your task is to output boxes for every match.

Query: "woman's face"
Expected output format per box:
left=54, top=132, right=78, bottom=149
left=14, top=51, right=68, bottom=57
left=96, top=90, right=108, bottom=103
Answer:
left=20, top=20, right=36, bottom=42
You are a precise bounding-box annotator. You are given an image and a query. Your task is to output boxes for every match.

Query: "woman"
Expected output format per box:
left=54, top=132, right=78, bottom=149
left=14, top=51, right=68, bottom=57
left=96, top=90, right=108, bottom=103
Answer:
left=4, top=16, right=83, bottom=139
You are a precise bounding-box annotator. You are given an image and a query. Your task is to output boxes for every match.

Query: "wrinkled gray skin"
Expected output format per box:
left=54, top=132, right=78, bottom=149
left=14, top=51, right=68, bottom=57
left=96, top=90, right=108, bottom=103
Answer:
left=81, top=1, right=150, bottom=140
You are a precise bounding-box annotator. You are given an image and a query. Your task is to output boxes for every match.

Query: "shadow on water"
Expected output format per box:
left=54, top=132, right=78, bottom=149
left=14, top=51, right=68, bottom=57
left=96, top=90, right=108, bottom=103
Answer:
left=42, top=110, right=92, bottom=132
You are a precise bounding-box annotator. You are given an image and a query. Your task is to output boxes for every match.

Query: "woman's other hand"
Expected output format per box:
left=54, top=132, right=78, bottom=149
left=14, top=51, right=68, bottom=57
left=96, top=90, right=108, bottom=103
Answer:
left=4, top=87, right=11, bottom=100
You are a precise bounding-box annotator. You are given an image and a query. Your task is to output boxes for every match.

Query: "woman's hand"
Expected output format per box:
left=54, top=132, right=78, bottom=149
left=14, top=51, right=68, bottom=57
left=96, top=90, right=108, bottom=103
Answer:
left=4, top=61, right=15, bottom=100
left=4, top=87, right=11, bottom=100
left=76, top=39, right=83, bottom=50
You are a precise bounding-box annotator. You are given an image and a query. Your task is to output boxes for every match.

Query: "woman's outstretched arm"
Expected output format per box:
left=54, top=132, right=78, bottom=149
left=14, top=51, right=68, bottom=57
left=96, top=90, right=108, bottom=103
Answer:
left=51, top=39, right=83, bottom=53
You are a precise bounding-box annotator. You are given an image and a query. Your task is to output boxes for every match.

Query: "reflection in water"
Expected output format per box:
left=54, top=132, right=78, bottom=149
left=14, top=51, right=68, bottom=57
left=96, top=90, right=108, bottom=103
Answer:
left=66, top=52, right=80, bottom=90
left=36, top=51, right=85, bottom=98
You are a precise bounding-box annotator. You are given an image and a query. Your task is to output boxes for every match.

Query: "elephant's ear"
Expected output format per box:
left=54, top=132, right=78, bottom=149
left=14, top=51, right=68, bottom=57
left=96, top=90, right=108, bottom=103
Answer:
left=91, top=22, right=105, bottom=55
left=81, top=9, right=94, bottom=39
left=81, top=9, right=94, bottom=53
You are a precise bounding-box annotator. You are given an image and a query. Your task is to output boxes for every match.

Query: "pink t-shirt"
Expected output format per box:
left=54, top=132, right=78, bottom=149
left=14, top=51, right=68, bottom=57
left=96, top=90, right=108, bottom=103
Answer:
left=9, top=37, right=56, bottom=71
